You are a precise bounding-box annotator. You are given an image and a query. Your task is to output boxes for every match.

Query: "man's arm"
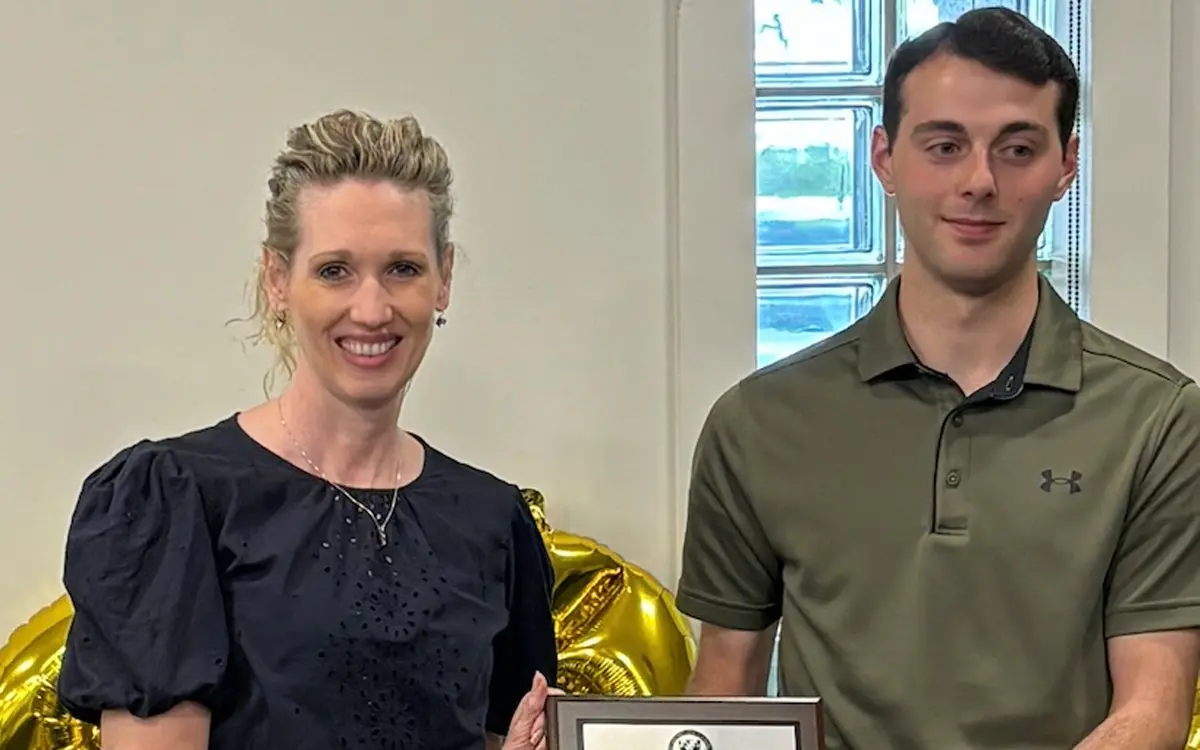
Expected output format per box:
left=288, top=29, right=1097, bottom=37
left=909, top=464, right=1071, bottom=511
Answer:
left=686, top=623, right=778, bottom=696
left=1072, top=630, right=1199, bottom=750
left=1079, top=382, right=1200, bottom=748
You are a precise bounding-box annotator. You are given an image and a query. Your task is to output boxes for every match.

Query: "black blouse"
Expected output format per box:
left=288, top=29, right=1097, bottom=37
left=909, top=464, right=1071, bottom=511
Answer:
left=57, top=415, right=558, bottom=750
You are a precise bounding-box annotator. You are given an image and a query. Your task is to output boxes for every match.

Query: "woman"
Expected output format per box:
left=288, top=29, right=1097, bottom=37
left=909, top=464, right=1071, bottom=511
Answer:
left=57, top=109, right=559, bottom=749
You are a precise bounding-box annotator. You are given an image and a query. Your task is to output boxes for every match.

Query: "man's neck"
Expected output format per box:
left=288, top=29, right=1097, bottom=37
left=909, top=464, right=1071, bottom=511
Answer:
left=896, top=263, right=1039, bottom=396
left=278, top=368, right=407, bottom=488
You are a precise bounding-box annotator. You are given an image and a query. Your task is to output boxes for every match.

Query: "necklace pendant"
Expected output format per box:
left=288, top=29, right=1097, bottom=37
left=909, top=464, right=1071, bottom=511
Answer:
left=378, top=531, right=388, bottom=547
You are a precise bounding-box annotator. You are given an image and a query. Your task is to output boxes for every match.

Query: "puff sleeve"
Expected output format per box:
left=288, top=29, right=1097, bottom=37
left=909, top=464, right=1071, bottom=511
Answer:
left=483, top=493, right=558, bottom=736
left=57, top=442, right=229, bottom=725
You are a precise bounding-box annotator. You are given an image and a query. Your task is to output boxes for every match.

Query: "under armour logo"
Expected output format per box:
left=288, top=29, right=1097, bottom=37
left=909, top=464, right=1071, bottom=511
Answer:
left=1040, top=469, right=1082, bottom=493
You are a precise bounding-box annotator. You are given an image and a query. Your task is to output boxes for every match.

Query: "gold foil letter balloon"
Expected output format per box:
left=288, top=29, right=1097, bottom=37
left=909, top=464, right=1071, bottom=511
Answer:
left=1191, top=687, right=1200, bottom=750
left=520, top=488, right=696, bottom=696
left=0, top=488, right=697, bottom=747
left=0, top=597, right=98, bottom=750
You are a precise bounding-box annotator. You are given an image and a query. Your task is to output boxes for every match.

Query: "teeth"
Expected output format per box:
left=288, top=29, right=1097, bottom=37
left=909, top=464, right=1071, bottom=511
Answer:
left=340, top=339, right=397, bottom=357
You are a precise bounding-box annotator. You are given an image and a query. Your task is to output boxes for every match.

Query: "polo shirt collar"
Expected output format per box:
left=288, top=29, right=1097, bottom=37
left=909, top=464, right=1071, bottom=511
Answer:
left=855, top=273, right=1083, bottom=393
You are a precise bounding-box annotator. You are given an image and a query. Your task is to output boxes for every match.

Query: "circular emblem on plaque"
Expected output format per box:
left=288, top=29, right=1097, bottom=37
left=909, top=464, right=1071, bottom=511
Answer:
left=667, top=728, right=713, bottom=750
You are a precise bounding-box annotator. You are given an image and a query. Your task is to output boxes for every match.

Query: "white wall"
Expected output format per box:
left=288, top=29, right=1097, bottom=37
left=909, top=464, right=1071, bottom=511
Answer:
left=0, top=0, right=1193, bottom=637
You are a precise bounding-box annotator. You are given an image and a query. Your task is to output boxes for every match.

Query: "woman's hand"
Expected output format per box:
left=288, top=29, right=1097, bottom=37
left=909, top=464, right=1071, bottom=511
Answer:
left=501, top=672, right=564, bottom=750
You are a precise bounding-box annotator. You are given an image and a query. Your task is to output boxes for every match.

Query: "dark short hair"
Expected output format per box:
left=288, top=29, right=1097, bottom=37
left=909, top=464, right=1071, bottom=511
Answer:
left=882, top=7, right=1079, bottom=151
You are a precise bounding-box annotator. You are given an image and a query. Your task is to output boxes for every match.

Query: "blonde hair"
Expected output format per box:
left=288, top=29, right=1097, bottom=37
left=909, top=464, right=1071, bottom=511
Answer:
left=242, top=109, right=455, bottom=393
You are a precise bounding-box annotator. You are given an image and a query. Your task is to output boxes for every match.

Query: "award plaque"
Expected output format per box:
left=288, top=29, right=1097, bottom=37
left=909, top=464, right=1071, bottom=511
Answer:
left=544, top=695, right=824, bottom=750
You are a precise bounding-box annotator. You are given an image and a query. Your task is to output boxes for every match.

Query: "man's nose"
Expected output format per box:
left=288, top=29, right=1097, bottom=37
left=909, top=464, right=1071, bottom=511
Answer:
left=959, top=149, right=998, bottom=198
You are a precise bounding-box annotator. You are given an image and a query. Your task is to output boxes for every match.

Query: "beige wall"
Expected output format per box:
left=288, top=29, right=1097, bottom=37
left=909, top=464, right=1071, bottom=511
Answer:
left=0, top=0, right=1193, bottom=637
left=1170, top=0, right=1200, bottom=371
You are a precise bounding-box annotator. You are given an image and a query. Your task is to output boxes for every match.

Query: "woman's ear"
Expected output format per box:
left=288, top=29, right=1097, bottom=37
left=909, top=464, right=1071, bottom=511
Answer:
left=262, top=246, right=290, bottom=315
left=436, top=243, right=455, bottom=312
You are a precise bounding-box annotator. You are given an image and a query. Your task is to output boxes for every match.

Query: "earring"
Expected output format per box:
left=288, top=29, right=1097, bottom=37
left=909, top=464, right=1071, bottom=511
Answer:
left=434, top=313, right=447, bottom=328
left=274, top=311, right=287, bottom=330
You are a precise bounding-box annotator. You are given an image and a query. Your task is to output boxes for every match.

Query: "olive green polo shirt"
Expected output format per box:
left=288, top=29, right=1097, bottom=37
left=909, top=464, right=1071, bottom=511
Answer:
left=676, top=275, right=1200, bottom=750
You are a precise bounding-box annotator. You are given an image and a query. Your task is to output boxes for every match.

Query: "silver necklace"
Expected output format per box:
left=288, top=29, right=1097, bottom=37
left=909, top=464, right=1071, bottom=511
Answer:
left=277, top=400, right=402, bottom=547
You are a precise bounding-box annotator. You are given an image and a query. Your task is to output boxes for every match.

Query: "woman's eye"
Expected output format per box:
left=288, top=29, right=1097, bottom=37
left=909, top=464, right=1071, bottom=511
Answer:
left=317, top=264, right=347, bottom=281
left=390, top=262, right=419, bottom=276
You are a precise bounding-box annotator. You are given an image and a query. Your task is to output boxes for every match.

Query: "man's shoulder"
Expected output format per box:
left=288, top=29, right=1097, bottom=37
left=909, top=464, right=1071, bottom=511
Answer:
left=703, top=323, right=864, bottom=433
left=746, top=322, right=864, bottom=390
left=1079, top=322, right=1194, bottom=390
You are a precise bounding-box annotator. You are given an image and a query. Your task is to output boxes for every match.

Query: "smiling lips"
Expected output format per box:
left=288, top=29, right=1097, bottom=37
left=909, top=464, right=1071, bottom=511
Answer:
left=944, top=217, right=1005, bottom=240
left=336, top=335, right=401, bottom=367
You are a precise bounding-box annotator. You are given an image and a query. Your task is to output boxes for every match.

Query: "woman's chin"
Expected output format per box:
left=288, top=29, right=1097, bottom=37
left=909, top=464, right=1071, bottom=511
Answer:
left=329, top=369, right=413, bottom=411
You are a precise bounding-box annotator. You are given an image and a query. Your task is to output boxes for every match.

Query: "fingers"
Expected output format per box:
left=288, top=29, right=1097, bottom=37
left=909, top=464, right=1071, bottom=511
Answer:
left=509, top=673, right=549, bottom=724
left=506, top=690, right=536, bottom=737
left=530, top=714, right=545, bottom=749
left=531, top=711, right=547, bottom=750
left=530, top=674, right=553, bottom=749
left=505, top=671, right=556, bottom=745
left=515, top=691, right=536, bottom=715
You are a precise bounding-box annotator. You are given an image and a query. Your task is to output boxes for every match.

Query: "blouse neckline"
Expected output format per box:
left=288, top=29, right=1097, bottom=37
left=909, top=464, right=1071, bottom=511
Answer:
left=217, top=413, right=439, bottom=495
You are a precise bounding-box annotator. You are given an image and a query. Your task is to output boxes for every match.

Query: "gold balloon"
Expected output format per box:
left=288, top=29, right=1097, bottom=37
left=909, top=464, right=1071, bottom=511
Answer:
left=520, top=488, right=696, bottom=696
left=0, top=596, right=98, bottom=750
left=1189, top=678, right=1200, bottom=750
left=0, top=487, right=696, bottom=746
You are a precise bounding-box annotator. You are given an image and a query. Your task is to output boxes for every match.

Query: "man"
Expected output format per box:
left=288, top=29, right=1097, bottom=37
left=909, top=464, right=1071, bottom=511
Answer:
left=675, top=8, right=1200, bottom=750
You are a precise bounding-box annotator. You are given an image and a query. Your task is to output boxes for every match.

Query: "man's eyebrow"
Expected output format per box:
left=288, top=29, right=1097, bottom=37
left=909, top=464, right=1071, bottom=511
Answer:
left=910, top=119, right=967, bottom=136
left=996, top=120, right=1049, bottom=138
left=909, top=120, right=1048, bottom=138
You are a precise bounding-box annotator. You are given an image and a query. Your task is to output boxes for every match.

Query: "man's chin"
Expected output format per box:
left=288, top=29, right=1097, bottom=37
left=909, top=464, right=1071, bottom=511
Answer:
left=933, top=262, right=1034, bottom=298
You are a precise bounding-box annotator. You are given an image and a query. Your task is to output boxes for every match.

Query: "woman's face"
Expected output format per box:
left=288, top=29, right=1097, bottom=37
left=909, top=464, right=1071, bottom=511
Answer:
left=266, top=179, right=453, bottom=409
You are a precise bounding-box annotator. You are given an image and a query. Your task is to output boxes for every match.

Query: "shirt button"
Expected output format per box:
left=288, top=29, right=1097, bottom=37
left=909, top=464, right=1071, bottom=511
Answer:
left=951, top=413, right=964, bottom=427
left=946, top=470, right=961, bottom=487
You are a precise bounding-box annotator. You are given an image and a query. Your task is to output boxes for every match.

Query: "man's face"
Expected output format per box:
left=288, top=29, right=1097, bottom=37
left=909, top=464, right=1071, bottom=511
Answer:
left=871, top=53, right=1078, bottom=295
